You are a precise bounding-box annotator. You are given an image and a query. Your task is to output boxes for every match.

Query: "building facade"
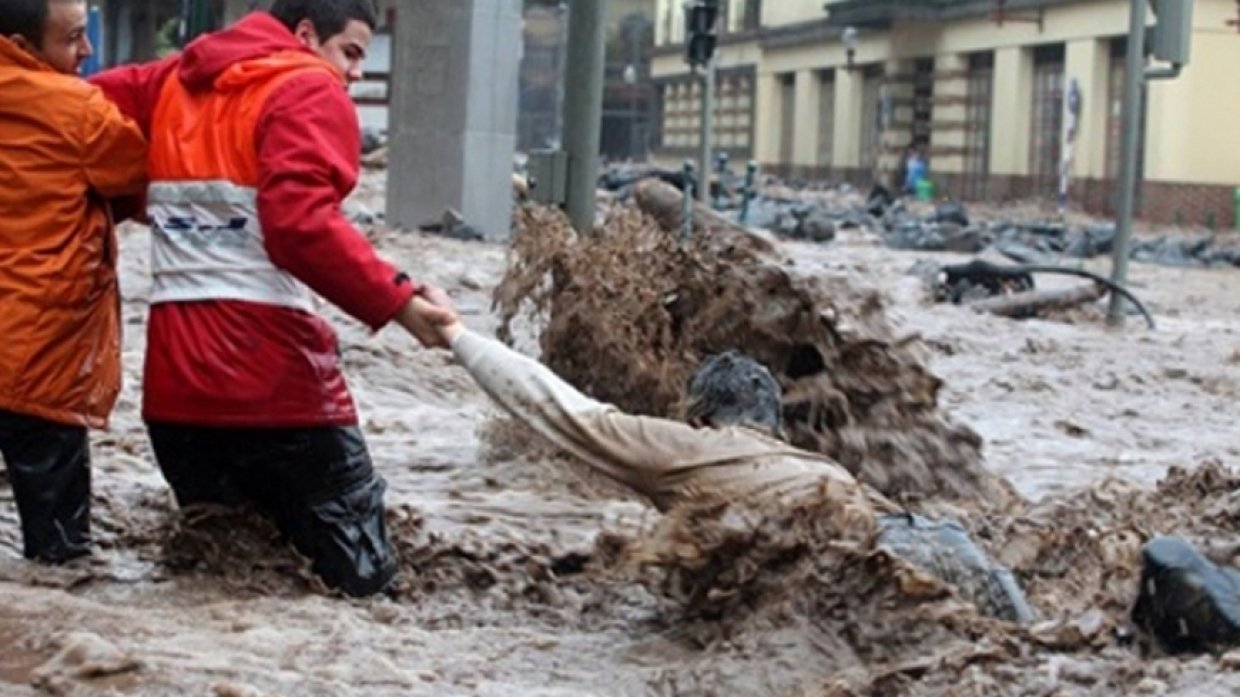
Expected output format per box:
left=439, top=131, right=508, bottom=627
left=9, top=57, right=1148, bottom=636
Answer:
left=651, top=0, right=1240, bottom=227
left=517, top=0, right=657, bottom=158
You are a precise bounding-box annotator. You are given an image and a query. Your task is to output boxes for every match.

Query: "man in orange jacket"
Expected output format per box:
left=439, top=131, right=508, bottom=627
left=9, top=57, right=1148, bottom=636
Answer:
left=92, top=0, right=456, bottom=596
left=0, top=0, right=147, bottom=563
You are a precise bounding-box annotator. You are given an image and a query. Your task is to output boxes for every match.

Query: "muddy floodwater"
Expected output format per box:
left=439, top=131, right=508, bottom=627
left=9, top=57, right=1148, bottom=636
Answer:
left=1, top=171, right=1237, bottom=696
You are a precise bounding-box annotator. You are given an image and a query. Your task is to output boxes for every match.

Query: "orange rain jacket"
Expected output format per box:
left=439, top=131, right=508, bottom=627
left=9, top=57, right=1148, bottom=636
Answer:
left=0, top=36, right=148, bottom=428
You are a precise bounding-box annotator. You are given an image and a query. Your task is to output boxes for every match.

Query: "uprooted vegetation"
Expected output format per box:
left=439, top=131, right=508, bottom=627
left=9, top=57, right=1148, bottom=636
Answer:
left=494, top=180, right=1016, bottom=510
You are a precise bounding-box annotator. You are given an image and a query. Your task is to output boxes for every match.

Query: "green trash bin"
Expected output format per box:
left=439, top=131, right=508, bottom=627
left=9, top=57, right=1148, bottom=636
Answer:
left=915, top=178, right=936, bottom=202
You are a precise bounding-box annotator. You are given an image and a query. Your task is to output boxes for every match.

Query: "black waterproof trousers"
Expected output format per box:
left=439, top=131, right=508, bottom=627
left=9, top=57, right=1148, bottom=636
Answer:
left=0, top=409, right=93, bottom=563
left=147, top=423, right=397, bottom=597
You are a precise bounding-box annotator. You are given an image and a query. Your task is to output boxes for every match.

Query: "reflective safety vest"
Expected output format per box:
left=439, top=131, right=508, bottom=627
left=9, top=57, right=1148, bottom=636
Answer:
left=146, top=51, right=336, bottom=313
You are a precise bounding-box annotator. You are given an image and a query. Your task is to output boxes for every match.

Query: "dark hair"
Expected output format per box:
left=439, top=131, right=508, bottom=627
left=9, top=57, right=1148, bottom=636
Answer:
left=270, top=0, right=378, bottom=41
left=0, top=0, right=52, bottom=48
left=685, top=350, right=784, bottom=437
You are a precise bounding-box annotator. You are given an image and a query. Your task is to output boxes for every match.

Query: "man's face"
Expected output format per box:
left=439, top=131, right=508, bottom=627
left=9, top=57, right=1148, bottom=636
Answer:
left=293, top=18, right=372, bottom=84
left=27, top=0, right=92, bottom=74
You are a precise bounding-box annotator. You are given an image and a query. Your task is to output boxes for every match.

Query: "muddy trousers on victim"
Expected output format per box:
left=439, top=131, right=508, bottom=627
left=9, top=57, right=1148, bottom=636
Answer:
left=147, top=423, right=397, bottom=597
left=0, top=410, right=92, bottom=563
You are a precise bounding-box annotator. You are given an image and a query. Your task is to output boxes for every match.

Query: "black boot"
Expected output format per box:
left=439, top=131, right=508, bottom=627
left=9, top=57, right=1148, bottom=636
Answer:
left=1132, top=536, right=1240, bottom=654
left=0, top=410, right=92, bottom=564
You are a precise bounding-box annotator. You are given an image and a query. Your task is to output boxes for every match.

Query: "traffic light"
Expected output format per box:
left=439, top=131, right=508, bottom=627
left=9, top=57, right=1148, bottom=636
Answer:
left=684, top=1, right=720, bottom=67
left=686, top=33, right=717, bottom=67
left=1150, top=0, right=1194, bottom=66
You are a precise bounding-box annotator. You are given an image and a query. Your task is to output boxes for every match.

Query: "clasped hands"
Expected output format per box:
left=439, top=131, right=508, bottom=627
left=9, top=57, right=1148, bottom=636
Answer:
left=394, top=284, right=465, bottom=349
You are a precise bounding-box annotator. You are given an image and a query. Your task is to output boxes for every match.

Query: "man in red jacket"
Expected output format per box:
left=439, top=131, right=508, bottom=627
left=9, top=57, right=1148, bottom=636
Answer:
left=92, top=0, right=454, bottom=596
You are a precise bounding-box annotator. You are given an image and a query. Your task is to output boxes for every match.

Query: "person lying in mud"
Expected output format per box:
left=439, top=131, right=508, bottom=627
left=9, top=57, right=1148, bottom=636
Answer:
left=412, top=288, right=1240, bottom=650
left=414, top=291, right=1032, bottom=623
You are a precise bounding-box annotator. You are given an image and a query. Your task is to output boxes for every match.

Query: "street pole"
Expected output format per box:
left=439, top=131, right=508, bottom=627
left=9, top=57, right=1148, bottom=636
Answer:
left=697, top=54, right=715, bottom=204
left=563, top=0, right=607, bottom=234
left=681, top=160, right=696, bottom=242
left=1107, top=0, right=1148, bottom=325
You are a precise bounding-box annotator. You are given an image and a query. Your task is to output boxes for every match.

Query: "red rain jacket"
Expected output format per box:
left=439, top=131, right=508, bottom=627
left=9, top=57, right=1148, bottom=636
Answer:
left=92, top=13, right=415, bottom=427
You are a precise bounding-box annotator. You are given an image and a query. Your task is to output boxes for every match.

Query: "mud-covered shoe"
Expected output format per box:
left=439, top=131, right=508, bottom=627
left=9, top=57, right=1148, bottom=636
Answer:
left=877, top=513, right=1035, bottom=624
left=1132, top=536, right=1240, bottom=654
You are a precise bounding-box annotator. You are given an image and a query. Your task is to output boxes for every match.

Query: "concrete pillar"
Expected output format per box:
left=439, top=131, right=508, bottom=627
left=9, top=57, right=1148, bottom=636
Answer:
left=386, top=0, right=522, bottom=240
left=931, top=53, right=969, bottom=175
left=753, top=71, right=781, bottom=164
left=791, top=69, right=821, bottom=169
left=990, top=46, right=1033, bottom=176
left=1065, top=38, right=1109, bottom=179
left=832, top=67, right=864, bottom=168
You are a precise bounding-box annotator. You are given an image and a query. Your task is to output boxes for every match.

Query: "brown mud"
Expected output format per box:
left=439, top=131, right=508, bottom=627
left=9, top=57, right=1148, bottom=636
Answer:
left=495, top=182, right=1015, bottom=511
left=0, top=170, right=1235, bottom=695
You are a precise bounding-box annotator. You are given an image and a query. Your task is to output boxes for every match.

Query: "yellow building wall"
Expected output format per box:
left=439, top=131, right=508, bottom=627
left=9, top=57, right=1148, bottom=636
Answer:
left=990, top=46, right=1035, bottom=176
left=932, top=53, right=971, bottom=175
left=653, top=0, right=1240, bottom=187
left=1144, top=2, right=1240, bottom=185
left=832, top=68, right=864, bottom=168
left=792, top=70, right=822, bottom=167
left=654, top=0, right=684, bottom=45
left=762, top=0, right=831, bottom=27
left=1065, top=38, right=1110, bottom=180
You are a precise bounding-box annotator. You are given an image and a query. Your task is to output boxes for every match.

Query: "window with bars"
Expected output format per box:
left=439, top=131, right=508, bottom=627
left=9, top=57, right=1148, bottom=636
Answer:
left=1103, top=37, right=1146, bottom=212
left=1029, top=44, right=1065, bottom=196
left=1105, top=45, right=1124, bottom=180
left=962, top=51, right=994, bottom=199
left=1105, top=37, right=1148, bottom=181
left=742, top=0, right=762, bottom=31
left=912, top=58, right=935, bottom=150
left=779, top=73, right=796, bottom=165
left=655, top=69, right=755, bottom=155
left=818, top=70, right=836, bottom=168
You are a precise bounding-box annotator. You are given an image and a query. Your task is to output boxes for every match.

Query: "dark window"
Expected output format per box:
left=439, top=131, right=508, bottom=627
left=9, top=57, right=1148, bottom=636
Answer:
left=962, top=51, right=994, bottom=199
left=1029, top=44, right=1066, bottom=197
left=817, top=70, right=836, bottom=169
left=743, top=0, right=762, bottom=31
left=779, top=73, right=796, bottom=167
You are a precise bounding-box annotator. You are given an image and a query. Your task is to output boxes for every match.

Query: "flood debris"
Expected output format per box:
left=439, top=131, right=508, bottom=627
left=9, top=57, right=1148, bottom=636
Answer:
left=418, top=208, right=487, bottom=242
left=591, top=456, right=1240, bottom=694
left=495, top=179, right=1015, bottom=509
left=359, top=127, right=386, bottom=156
left=601, top=164, right=1240, bottom=268
left=487, top=179, right=1238, bottom=691
left=930, top=259, right=1156, bottom=329
left=1133, top=536, right=1240, bottom=654
left=0, top=162, right=1233, bottom=695
left=31, top=631, right=143, bottom=695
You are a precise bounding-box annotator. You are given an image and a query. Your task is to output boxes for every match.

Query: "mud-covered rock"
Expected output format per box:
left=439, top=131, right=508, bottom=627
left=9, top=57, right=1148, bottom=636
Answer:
left=934, top=201, right=970, bottom=227
left=360, top=127, right=386, bottom=156
left=800, top=213, right=837, bottom=243
left=876, top=513, right=1034, bottom=623
left=1132, top=536, right=1240, bottom=654
left=1064, top=224, right=1117, bottom=258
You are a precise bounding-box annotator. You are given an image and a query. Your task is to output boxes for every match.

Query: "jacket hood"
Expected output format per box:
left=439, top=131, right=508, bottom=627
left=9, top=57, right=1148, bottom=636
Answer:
left=0, top=34, right=55, bottom=73
left=178, top=12, right=337, bottom=92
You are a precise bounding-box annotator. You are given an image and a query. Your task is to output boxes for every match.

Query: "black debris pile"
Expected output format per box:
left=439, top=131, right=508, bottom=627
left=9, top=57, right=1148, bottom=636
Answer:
left=593, top=166, right=1240, bottom=266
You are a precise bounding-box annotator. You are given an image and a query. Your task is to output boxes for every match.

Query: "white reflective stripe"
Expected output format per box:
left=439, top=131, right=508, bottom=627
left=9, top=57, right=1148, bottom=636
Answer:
left=148, top=180, right=258, bottom=206
left=147, top=180, right=315, bottom=313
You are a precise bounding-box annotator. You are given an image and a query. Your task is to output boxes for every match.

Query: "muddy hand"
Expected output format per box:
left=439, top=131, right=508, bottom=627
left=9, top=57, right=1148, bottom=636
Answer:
left=418, top=285, right=467, bottom=345
left=395, top=286, right=458, bottom=349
